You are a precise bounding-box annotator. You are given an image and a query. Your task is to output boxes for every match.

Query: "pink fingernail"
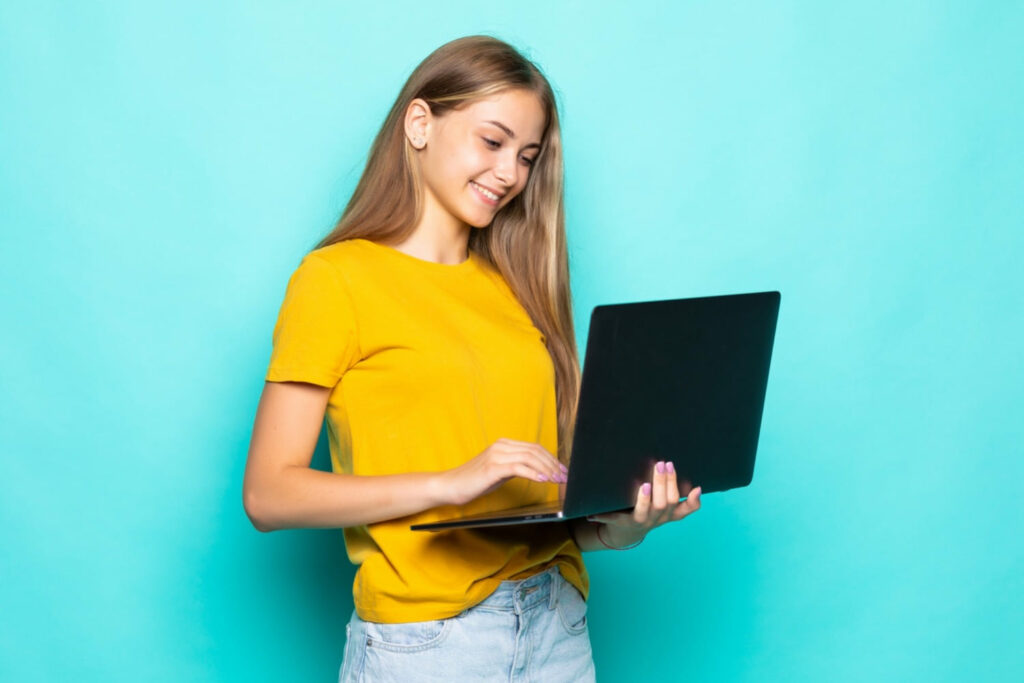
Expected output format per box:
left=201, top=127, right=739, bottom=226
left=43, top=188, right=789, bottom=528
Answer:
left=641, top=482, right=651, bottom=496
left=537, top=474, right=548, bottom=481
left=656, top=461, right=665, bottom=474
left=666, top=461, right=675, bottom=473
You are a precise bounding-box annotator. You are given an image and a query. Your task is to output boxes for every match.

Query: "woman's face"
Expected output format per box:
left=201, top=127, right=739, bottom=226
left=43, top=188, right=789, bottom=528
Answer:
left=407, top=88, right=546, bottom=229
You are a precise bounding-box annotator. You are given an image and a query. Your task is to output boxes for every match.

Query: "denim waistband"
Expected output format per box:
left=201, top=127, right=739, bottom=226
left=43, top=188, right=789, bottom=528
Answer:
left=469, top=564, right=563, bottom=614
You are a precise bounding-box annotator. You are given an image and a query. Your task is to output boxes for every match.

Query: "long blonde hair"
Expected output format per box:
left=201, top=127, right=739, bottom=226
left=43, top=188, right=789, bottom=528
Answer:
left=314, top=35, right=580, bottom=464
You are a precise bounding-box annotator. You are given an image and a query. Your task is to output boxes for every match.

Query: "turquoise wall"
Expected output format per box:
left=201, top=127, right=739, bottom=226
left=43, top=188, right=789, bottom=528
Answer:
left=2, top=2, right=1021, bottom=680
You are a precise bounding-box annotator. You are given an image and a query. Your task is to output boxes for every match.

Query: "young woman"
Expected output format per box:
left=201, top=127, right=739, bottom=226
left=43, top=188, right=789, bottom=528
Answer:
left=243, top=35, right=703, bottom=681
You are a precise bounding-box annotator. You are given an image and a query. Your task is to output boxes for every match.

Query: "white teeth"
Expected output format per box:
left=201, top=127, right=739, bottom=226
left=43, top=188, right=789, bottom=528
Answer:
left=473, top=181, right=499, bottom=201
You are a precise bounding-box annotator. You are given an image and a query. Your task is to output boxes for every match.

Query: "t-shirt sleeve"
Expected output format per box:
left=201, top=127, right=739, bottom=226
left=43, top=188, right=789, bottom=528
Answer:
left=265, top=253, right=361, bottom=387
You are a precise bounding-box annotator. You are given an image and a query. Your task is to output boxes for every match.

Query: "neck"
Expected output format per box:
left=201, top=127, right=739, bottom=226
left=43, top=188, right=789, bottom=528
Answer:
left=388, top=193, right=473, bottom=264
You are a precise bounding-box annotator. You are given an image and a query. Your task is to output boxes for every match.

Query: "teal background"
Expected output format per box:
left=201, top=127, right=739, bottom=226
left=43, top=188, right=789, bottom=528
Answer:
left=2, top=2, right=1021, bottom=681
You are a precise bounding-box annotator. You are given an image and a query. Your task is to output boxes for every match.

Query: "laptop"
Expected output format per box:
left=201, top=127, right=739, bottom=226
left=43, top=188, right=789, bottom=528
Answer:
left=410, top=290, right=781, bottom=531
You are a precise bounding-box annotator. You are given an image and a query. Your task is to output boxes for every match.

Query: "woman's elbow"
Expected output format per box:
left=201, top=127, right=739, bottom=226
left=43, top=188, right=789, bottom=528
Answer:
left=243, top=485, right=277, bottom=533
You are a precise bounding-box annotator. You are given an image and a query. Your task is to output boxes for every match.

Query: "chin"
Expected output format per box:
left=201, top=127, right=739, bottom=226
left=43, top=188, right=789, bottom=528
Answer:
left=462, top=211, right=495, bottom=229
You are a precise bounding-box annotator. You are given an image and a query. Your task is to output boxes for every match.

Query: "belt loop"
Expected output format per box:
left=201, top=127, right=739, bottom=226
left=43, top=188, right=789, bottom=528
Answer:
left=548, top=566, right=559, bottom=610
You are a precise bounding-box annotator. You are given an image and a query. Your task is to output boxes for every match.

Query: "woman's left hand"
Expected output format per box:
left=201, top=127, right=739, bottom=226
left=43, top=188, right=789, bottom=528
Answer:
left=585, top=460, right=702, bottom=548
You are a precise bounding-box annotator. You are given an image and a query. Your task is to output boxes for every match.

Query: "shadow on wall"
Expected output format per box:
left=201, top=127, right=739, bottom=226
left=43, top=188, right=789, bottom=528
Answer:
left=199, top=424, right=357, bottom=677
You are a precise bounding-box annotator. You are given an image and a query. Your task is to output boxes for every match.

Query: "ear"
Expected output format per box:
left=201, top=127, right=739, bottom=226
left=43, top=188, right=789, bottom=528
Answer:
left=404, top=98, right=432, bottom=149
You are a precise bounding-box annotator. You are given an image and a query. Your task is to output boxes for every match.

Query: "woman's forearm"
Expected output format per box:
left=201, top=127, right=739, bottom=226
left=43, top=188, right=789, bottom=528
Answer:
left=245, top=466, right=449, bottom=532
left=568, top=518, right=645, bottom=552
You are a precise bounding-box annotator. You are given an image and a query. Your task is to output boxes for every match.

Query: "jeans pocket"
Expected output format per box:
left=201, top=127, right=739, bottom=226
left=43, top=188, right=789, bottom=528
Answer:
left=365, top=616, right=454, bottom=653
left=555, top=578, right=588, bottom=635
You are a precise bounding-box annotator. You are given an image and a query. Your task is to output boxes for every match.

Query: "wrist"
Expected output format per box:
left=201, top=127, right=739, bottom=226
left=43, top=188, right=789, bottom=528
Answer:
left=425, top=470, right=453, bottom=507
left=596, top=523, right=646, bottom=550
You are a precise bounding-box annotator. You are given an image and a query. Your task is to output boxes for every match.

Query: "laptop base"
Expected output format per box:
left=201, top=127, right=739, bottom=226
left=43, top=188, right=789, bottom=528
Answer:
left=410, top=501, right=567, bottom=531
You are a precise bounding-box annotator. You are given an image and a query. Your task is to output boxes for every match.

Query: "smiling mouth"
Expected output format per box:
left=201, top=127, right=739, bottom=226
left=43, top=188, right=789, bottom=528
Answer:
left=470, top=180, right=502, bottom=205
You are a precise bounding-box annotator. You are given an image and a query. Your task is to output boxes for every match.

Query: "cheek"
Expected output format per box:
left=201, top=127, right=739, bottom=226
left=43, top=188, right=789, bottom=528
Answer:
left=441, top=148, right=486, bottom=184
left=513, top=172, right=532, bottom=197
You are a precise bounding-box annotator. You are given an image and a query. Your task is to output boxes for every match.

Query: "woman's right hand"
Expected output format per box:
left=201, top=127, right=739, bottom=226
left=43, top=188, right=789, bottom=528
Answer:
left=438, top=438, right=568, bottom=506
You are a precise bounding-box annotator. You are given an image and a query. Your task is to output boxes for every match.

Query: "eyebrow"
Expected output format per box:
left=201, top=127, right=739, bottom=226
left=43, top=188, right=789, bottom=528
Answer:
left=484, top=120, right=541, bottom=150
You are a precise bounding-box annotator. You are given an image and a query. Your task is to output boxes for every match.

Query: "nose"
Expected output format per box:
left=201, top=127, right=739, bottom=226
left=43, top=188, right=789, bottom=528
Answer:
left=493, top=152, right=516, bottom=186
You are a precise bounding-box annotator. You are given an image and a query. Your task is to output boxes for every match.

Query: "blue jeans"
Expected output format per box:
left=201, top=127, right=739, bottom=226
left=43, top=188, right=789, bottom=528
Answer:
left=338, top=565, right=596, bottom=682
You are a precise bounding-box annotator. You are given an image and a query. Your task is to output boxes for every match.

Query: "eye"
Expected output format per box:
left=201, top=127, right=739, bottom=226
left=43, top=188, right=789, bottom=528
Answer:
left=483, top=137, right=537, bottom=168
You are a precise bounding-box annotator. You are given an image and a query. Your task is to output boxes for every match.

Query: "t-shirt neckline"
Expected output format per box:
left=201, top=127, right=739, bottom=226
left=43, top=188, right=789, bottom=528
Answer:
left=354, top=238, right=477, bottom=272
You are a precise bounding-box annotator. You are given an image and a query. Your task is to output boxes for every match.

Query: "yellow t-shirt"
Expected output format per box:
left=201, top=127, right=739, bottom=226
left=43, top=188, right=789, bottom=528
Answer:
left=265, top=237, right=588, bottom=622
